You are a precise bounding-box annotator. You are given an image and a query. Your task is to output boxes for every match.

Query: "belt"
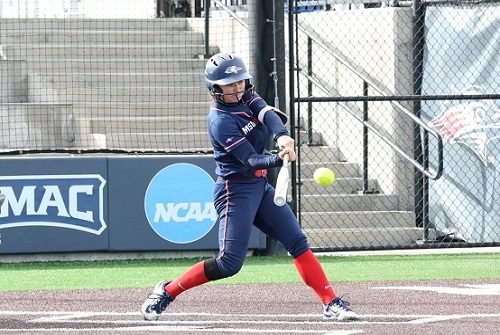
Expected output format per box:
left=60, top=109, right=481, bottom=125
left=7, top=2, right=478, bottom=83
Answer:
left=254, top=169, right=268, bottom=177
left=218, top=169, right=268, bottom=180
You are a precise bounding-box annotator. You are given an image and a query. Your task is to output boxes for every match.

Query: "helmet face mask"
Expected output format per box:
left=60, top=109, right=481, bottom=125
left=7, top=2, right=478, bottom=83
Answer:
left=211, top=79, right=254, bottom=104
left=205, top=53, right=253, bottom=102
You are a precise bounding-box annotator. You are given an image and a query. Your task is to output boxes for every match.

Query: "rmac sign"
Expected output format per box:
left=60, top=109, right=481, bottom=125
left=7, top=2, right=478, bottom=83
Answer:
left=0, top=174, right=107, bottom=235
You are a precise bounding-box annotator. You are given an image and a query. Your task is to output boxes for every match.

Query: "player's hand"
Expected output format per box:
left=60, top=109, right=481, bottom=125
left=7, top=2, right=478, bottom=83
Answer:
left=276, top=135, right=296, bottom=162
left=276, top=135, right=295, bottom=160
left=279, top=147, right=296, bottom=162
left=276, top=135, right=294, bottom=150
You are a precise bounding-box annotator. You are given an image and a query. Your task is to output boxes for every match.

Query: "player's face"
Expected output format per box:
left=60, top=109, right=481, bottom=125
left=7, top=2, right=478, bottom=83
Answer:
left=219, top=80, right=245, bottom=104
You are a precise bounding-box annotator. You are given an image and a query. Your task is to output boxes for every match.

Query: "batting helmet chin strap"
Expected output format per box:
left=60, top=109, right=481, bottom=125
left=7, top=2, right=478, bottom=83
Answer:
left=211, top=82, right=254, bottom=105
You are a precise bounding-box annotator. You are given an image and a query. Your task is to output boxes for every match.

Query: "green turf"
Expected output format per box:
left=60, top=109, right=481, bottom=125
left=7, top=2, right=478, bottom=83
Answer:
left=0, top=253, right=498, bottom=292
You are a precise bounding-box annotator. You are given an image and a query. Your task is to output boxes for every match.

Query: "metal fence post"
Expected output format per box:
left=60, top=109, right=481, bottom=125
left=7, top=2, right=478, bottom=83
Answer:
left=307, top=36, right=313, bottom=145
left=204, top=0, right=210, bottom=58
left=362, top=81, right=369, bottom=193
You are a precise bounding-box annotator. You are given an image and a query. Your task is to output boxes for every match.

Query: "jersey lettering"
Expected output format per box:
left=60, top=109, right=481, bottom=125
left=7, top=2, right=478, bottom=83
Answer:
left=241, top=120, right=257, bottom=135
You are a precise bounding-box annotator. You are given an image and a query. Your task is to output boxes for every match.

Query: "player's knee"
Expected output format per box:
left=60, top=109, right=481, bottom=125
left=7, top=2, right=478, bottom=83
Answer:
left=217, top=253, right=245, bottom=278
left=204, top=256, right=244, bottom=280
left=204, top=258, right=226, bottom=280
left=223, top=263, right=243, bottom=277
left=220, top=258, right=244, bottom=277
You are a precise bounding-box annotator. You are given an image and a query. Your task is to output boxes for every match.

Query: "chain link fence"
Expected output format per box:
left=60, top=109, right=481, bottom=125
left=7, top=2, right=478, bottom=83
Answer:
left=0, top=0, right=213, bottom=153
left=291, top=0, right=500, bottom=250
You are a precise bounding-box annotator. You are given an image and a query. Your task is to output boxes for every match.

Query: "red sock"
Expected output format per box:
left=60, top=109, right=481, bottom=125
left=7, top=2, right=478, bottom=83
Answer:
left=165, top=261, right=209, bottom=298
left=293, top=249, right=336, bottom=304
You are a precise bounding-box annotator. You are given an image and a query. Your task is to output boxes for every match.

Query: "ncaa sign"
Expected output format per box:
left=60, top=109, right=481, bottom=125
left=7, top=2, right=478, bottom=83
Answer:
left=144, top=163, right=217, bottom=244
left=0, top=174, right=107, bottom=235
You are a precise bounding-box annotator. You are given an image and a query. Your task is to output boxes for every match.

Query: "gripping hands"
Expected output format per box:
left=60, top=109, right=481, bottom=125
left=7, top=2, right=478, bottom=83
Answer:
left=277, top=135, right=296, bottom=162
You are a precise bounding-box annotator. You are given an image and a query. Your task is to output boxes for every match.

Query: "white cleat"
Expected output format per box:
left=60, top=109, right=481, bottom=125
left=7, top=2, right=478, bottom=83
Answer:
left=323, top=296, right=359, bottom=321
left=141, top=280, right=174, bottom=321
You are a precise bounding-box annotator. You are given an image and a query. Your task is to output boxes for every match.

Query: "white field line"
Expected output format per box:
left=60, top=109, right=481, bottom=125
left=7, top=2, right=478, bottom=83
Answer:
left=28, top=317, right=355, bottom=326
left=0, top=312, right=366, bottom=334
left=2, top=311, right=322, bottom=318
left=116, top=327, right=364, bottom=334
left=1, top=310, right=500, bottom=322
left=0, top=327, right=365, bottom=334
left=373, top=284, right=500, bottom=296
left=1, top=311, right=499, bottom=334
left=407, top=315, right=465, bottom=324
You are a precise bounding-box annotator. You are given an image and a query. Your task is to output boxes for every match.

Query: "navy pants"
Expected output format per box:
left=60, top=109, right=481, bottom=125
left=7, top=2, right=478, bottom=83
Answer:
left=213, top=177, right=309, bottom=277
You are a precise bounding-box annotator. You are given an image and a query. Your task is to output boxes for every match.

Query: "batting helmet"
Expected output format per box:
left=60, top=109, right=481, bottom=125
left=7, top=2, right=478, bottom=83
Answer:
left=205, top=53, right=252, bottom=91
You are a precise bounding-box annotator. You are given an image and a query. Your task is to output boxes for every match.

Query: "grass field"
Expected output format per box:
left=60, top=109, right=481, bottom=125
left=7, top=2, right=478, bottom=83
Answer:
left=1, top=253, right=499, bottom=292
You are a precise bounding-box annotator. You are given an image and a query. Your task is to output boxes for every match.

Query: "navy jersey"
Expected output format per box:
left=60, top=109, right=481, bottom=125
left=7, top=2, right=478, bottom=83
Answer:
left=207, top=91, right=289, bottom=178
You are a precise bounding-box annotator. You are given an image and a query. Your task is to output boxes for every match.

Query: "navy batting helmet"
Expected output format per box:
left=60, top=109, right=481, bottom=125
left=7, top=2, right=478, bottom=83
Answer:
left=205, top=53, right=252, bottom=91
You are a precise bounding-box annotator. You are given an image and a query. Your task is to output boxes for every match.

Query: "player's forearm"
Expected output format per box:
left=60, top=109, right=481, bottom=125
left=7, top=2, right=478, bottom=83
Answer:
left=263, top=111, right=289, bottom=140
left=231, top=142, right=282, bottom=169
left=246, top=153, right=282, bottom=169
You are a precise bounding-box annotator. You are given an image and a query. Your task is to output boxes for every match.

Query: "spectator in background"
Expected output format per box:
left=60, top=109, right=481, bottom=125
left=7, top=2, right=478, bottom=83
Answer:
left=174, top=1, right=191, bottom=17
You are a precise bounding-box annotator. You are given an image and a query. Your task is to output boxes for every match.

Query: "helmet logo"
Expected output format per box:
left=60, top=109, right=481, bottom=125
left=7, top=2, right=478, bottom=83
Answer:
left=225, top=66, right=242, bottom=74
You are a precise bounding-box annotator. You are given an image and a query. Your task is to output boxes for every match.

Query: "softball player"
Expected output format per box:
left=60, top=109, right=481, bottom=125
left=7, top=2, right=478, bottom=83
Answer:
left=141, top=52, right=358, bottom=321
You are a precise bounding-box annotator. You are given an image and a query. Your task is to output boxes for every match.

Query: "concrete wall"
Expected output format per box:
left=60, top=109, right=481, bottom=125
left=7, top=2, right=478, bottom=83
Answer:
left=187, top=17, right=251, bottom=71
left=0, top=60, right=74, bottom=150
left=0, top=60, right=28, bottom=103
left=296, top=8, right=416, bottom=210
